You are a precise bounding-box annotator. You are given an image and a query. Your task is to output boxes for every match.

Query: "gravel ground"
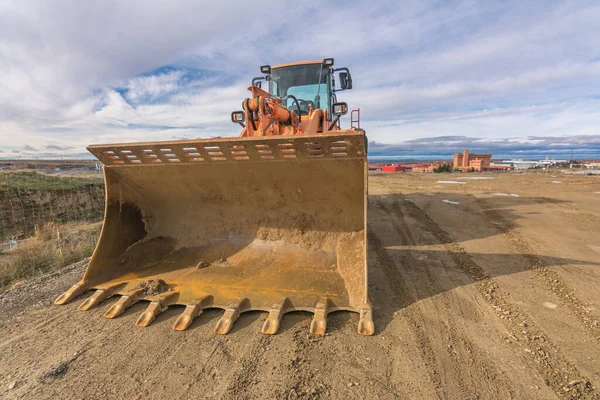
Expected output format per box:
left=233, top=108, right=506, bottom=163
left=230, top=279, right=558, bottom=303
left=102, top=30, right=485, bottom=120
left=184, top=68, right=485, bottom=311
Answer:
left=1, top=171, right=599, bottom=399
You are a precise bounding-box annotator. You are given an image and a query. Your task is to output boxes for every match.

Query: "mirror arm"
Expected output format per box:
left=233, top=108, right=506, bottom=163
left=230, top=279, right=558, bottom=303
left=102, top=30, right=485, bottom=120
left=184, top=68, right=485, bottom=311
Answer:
left=252, top=76, right=267, bottom=88
left=328, top=115, right=341, bottom=131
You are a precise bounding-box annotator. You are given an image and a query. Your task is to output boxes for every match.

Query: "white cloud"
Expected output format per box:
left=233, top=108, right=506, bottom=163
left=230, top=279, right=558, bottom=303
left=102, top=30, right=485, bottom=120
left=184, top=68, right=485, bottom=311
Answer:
left=368, top=100, right=600, bottom=144
left=124, top=70, right=183, bottom=103
left=1, top=0, right=600, bottom=159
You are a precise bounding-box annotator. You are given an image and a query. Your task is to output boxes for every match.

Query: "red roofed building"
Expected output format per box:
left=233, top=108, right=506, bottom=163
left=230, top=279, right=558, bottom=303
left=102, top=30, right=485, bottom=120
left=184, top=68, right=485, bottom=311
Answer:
left=381, top=165, right=407, bottom=172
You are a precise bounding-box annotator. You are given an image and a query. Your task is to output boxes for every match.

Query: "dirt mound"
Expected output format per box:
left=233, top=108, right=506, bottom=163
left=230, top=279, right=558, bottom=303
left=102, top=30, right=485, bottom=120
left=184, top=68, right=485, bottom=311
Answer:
left=134, top=279, right=171, bottom=296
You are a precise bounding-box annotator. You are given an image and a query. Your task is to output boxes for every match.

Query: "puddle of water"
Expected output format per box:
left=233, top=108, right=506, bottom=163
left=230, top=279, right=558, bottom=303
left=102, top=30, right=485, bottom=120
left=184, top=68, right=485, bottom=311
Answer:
left=437, top=180, right=466, bottom=184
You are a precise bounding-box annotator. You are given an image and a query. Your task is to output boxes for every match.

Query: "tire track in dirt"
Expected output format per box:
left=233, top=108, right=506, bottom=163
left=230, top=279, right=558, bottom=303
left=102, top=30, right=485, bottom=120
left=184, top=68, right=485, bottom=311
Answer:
left=399, top=196, right=597, bottom=399
left=173, top=341, right=222, bottom=400
left=363, top=229, right=419, bottom=398
left=553, top=202, right=600, bottom=226
left=29, top=302, right=178, bottom=398
left=279, top=326, right=332, bottom=399
left=158, top=312, right=276, bottom=400
left=12, top=301, right=222, bottom=399
left=1, top=300, right=136, bottom=398
left=473, top=197, right=600, bottom=341
left=126, top=324, right=206, bottom=400
left=375, top=202, right=469, bottom=399
left=221, top=334, right=273, bottom=400
left=378, top=199, right=517, bottom=399
left=367, top=229, right=445, bottom=398
left=78, top=309, right=269, bottom=399
left=0, top=306, right=72, bottom=349
left=21, top=310, right=135, bottom=397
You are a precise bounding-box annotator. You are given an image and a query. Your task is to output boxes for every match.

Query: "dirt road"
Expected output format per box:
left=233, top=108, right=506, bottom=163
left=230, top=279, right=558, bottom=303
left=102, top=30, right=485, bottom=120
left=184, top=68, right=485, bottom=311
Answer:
left=1, top=171, right=599, bottom=399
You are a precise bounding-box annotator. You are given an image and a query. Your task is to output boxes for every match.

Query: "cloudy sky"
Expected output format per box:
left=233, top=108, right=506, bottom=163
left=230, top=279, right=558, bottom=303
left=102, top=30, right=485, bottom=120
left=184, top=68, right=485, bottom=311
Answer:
left=1, top=0, right=599, bottom=160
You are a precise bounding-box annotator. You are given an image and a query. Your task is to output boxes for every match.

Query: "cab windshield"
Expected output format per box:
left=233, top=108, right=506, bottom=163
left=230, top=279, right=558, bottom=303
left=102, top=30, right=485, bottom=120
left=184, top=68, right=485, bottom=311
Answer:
left=269, top=64, right=330, bottom=116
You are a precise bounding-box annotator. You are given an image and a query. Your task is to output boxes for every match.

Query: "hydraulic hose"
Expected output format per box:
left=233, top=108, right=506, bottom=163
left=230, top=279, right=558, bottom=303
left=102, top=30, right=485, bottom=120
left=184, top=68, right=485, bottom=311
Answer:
left=281, top=95, right=302, bottom=125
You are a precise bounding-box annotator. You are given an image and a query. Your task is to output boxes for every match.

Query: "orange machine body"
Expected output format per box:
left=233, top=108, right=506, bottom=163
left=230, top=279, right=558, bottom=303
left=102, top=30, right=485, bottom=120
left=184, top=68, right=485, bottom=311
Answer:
left=55, top=59, right=372, bottom=336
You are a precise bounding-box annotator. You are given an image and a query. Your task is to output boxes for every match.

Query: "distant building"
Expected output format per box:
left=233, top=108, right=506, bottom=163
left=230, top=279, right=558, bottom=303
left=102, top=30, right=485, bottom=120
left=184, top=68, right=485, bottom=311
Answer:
left=367, top=163, right=408, bottom=172
left=410, top=164, right=430, bottom=173
left=493, top=158, right=570, bottom=170
left=410, top=162, right=449, bottom=173
left=584, top=162, right=600, bottom=169
left=453, top=149, right=492, bottom=172
left=381, top=165, right=407, bottom=172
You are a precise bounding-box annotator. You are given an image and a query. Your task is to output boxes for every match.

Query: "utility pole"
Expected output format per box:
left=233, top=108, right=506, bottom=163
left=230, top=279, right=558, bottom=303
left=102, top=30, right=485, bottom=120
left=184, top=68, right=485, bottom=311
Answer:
left=570, top=148, right=574, bottom=169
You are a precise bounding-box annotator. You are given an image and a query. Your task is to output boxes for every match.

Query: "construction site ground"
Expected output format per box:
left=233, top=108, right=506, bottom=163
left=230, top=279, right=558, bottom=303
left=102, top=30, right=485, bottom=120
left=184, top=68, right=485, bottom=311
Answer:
left=1, top=171, right=599, bottom=399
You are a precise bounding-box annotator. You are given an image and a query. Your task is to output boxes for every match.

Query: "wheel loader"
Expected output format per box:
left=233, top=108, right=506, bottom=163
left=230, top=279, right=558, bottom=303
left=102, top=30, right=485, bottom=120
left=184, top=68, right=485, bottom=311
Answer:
left=56, top=58, right=373, bottom=335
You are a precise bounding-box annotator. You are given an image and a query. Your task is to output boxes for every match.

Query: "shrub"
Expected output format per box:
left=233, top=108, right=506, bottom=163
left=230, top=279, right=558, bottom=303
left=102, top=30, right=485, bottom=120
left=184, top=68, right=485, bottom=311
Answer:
left=433, top=164, right=452, bottom=173
left=0, top=221, right=101, bottom=289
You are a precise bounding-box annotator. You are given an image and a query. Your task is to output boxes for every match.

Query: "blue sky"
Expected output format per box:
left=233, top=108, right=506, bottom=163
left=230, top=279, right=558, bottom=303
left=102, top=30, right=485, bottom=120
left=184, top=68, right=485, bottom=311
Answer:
left=1, top=0, right=600, bottom=159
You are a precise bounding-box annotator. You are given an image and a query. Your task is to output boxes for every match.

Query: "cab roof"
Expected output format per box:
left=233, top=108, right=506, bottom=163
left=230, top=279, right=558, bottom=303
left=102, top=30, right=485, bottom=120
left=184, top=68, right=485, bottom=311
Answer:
left=271, top=60, right=323, bottom=69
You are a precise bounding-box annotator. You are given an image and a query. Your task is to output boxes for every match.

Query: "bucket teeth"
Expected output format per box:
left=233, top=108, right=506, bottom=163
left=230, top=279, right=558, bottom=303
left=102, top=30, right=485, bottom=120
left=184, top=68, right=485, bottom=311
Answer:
left=357, top=305, right=375, bottom=336
left=261, top=298, right=289, bottom=335
left=214, top=298, right=248, bottom=335
left=104, top=290, right=142, bottom=319
left=172, top=296, right=212, bottom=331
left=136, top=291, right=179, bottom=327
left=309, top=298, right=331, bottom=335
left=78, top=284, right=124, bottom=311
left=173, top=305, right=201, bottom=331
left=78, top=289, right=108, bottom=311
left=54, top=283, right=86, bottom=305
left=104, top=296, right=135, bottom=319
left=136, top=302, right=163, bottom=327
left=214, top=310, right=237, bottom=335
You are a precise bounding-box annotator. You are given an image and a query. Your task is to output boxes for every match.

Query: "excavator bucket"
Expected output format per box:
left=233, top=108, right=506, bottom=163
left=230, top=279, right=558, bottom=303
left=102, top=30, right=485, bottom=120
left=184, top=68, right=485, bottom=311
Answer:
left=55, top=131, right=373, bottom=335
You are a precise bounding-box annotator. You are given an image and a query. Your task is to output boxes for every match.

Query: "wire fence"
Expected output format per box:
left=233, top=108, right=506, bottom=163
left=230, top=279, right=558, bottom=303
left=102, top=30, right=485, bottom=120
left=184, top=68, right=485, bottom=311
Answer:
left=0, top=168, right=105, bottom=246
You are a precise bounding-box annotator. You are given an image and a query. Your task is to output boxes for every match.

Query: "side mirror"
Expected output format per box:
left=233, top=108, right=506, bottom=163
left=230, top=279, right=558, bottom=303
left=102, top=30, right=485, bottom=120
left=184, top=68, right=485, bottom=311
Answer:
left=339, top=72, right=352, bottom=90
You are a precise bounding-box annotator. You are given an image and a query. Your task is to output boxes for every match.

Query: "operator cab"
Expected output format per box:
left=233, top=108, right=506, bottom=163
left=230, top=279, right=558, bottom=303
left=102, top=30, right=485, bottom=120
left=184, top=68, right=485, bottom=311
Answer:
left=252, top=58, right=353, bottom=121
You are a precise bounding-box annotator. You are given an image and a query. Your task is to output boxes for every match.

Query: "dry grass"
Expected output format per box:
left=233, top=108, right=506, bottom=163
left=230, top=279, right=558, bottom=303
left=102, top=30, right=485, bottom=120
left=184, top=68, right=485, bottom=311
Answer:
left=0, top=170, right=105, bottom=242
left=0, top=170, right=103, bottom=192
left=0, top=221, right=101, bottom=289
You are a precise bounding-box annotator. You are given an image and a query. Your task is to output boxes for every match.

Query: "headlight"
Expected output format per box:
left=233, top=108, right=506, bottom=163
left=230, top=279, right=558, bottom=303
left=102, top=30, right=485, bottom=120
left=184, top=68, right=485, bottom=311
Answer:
left=323, top=58, right=334, bottom=67
left=231, top=111, right=245, bottom=123
left=332, top=102, right=348, bottom=116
